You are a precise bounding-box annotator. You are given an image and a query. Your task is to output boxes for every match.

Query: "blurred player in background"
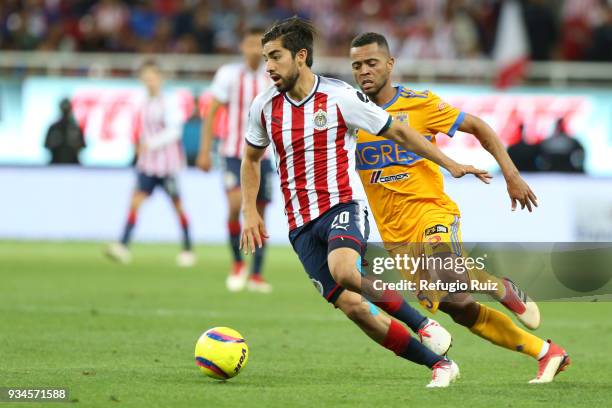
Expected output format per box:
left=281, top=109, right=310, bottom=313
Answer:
left=241, top=17, right=493, bottom=388
left=350, top=32, right=569, bottom=383
left=106, top=60, right=195, bottom=267
left=197, top=27, right=273, bottom=293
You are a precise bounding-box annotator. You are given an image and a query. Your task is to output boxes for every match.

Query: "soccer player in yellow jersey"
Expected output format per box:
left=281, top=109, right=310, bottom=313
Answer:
left=349, top=32, right=569, bottom=383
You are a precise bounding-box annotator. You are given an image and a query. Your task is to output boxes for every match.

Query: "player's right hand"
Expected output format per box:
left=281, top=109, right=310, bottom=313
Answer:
left=196, top=152, right=212, bottom=172
left=240, top=210, right=269, bottom=254
left=448, top=163, right=492, bottom=184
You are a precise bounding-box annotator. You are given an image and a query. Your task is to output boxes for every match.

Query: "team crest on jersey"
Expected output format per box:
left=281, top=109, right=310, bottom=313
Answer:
left=393, top=112, right=409, bottom=123
left=313, top=109, right=328, bottom=130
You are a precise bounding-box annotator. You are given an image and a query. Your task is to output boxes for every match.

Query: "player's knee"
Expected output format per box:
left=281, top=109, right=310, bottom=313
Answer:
left=329, top=261, right=359, bottom=291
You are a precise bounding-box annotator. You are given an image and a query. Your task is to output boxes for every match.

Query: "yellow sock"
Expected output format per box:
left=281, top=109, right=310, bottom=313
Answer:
left=470, top=303, right=544, bottom=359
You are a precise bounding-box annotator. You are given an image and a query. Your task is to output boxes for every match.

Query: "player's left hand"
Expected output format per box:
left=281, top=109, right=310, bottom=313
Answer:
left=449, top=164, right=493, bottom=184
left=507, top=175, right=538, bottom=212
left=240, top=210, right=269, bottom=255
left=137, top=143, right=147, bottom=157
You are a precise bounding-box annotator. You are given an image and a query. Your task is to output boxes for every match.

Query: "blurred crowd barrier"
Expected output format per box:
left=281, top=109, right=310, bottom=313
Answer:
left=1, top=76, right=611, bottom=174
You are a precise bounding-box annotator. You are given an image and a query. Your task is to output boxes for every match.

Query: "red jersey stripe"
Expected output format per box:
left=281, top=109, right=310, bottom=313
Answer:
left=312, top=92, right=330, bottom=215
left=271, top=95, right=296, bottom=229
left=335, top=106, right=352, bottom=203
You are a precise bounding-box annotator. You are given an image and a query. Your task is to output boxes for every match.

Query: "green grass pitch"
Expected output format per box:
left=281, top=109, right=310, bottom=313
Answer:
left=1, top=242, right=611, bottom=407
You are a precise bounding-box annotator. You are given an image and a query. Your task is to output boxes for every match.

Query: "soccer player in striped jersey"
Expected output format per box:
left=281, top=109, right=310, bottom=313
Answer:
left=349, top=32, right=569, bottom=383
left=197, top=26, right=273, bottom=293
left=106, top=60, right=195, bottom=267
left=241, top=17, right=491, bottom=388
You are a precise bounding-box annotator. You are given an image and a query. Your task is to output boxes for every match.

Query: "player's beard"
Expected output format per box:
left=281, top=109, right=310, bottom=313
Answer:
left=277, top=65, right=300, bottom=93
left=362, top=76, right=388, bottom=99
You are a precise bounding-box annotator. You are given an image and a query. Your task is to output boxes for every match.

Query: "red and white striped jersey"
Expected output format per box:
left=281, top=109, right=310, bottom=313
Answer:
left=209, top=62, right=271, bottom=159
left=135, top=93, right=185, bottom=177
left=246, top=75, right=392, bottom=231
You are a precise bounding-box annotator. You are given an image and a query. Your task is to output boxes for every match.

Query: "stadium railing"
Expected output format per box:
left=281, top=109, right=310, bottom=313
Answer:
left=2, top=51, right=612, bottom=87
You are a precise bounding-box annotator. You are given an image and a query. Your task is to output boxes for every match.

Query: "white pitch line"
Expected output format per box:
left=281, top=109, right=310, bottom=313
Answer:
left=0, top=304, right=346, bottom=322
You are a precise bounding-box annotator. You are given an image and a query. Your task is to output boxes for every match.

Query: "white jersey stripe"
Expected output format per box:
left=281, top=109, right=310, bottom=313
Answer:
left=281, top=100, right=303, bottom=227
left=325, top=99, right=340, bottom=209
left=302, top=97, right=319, bottom=220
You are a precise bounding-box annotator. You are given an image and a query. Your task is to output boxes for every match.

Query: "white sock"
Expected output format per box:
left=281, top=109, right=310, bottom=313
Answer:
left=537, top=341, right=550, bottom=360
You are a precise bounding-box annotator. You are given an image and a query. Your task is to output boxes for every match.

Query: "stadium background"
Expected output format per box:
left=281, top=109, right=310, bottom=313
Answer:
left=1, top=1, right=612, bottom=406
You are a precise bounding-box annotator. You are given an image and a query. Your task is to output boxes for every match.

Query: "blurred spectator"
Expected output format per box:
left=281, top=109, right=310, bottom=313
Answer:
left=449, top=0, right=482, bottom=58
left=507, top=123, right=540, bottom=172
left=537, top=117, right=585, bottom=173
left=44, top=98, right=86, bottom=165
left=397, top=21, right=457, bottom=60
left=191, top=5, right=216, bottom=54
left=586, top=1, right=612, bottom=61
left=522, top=0, right=558, bottom=61
left=560, top=0, right=600, bottom=60
left=182, top=95, right=203, bottom=166
left=129, top=0, right=158, bottom=41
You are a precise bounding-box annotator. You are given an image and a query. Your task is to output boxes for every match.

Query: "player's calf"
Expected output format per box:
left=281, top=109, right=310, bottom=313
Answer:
left=438, top=294, right=481, bottom=328
left=335, top=291, right=459, bottom=387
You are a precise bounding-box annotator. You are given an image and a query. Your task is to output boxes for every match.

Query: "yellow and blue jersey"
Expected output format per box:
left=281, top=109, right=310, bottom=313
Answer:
left=356, top=86, right=465, bottom=243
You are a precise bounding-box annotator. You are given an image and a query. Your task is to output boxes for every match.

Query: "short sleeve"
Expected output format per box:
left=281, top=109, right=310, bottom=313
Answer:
left=208, top=65, right=232, bottom=103
left=425, top=92, right=465, bottom=137
left=245, top=96, right=270, bottom=149
left=336, top=87, right=392, bottom=135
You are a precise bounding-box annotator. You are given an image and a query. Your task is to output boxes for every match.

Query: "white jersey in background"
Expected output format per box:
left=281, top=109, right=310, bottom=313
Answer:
left=135, top=93, right=185, bottom=177
left=209, top=62, right=271, bottom=159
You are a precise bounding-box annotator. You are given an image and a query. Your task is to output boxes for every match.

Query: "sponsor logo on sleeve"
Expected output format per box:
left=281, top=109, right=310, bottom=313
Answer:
left=424, top=224, right=449, bottom=236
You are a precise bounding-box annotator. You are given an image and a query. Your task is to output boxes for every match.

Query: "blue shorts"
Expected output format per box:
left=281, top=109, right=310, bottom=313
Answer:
left=289, top=201, right=370, bottom=304
left=136, top=172, right=180, bottom=197
left=222, top=157, right=273, bottom=203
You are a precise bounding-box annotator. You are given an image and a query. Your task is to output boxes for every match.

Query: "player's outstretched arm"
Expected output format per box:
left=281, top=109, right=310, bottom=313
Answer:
left=381, top=120, right=492, bottom=183
left=196, top=97, right=221, bottom=172
left=240, top=144, right=269, bottom=254
left=460, top=113, right=538, bottom=212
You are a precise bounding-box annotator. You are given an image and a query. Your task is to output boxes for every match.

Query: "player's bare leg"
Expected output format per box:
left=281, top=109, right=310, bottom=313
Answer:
left=106, top=190, right=149, bottom=264
left=226, top=188, right=247, bottom=291
left=246, top=201, right=272, bottom=293
left=334, top=287, right=459, bottom=387
left=438, top=292, right=569, bottom=383
left=328, top=247, right=452, bottom=354
left=169, top=196, right=196, bottom=268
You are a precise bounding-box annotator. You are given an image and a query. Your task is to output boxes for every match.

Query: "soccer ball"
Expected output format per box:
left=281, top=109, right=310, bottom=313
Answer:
left=194, top=327, right=249, bottom=380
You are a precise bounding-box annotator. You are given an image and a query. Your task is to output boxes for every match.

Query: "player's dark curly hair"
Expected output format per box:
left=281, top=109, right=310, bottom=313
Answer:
left=350, top=32, right=390, bottom=53
left=262, top=16, right=315, bottom=67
